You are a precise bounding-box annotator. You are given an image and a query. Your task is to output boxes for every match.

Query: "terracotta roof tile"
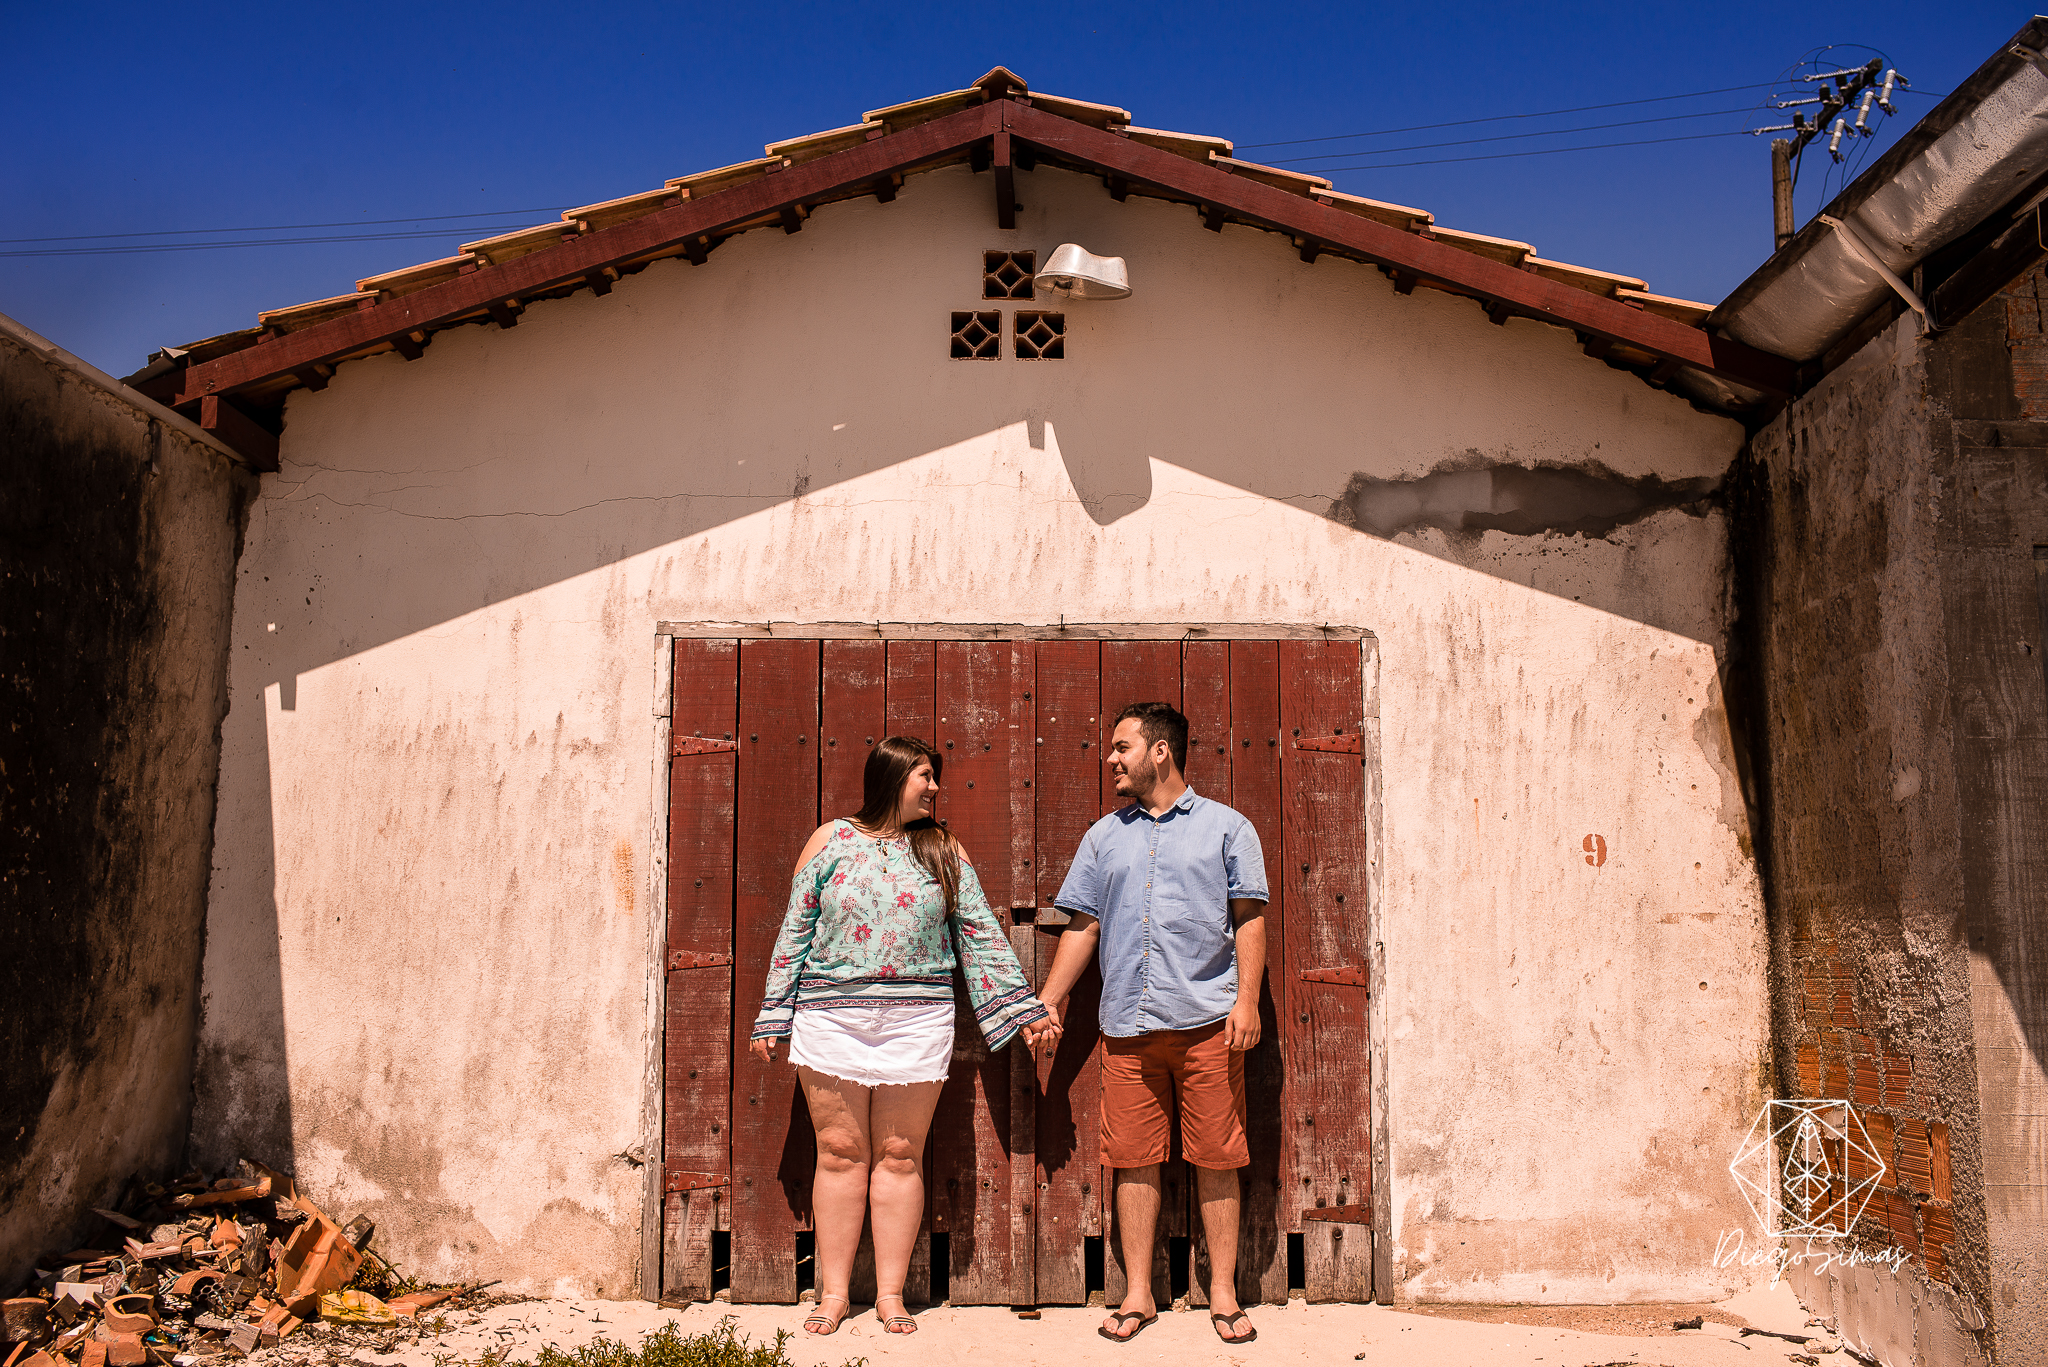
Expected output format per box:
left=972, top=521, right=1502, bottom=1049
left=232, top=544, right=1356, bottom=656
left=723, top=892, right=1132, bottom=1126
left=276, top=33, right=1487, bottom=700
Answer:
left=356, top=254, right=472, bottom=299
left=463, top=220, right=585, bottom=266
left=566, top=186, right=686, bottom=232
left=1312, top=187, right=1432, bottom=231
left=256, top=293, right=366, bottom=332
left=765, top=122, right=879, bottom=164
left=1029, top=91, right=1132, bottom=128
left=863, top=87, right=985, bottom=132
left=1617, top=288, right=1712, bottom=324
left=1525, top=256, right=1647, bottom=297
left=664, top=156, right=788, bottom=196
left=1209, top=154, right=1332, bottom=197
left=1120, top=125, right=1234, bottom=162
left=1429, top=226, right=1534, bottom=267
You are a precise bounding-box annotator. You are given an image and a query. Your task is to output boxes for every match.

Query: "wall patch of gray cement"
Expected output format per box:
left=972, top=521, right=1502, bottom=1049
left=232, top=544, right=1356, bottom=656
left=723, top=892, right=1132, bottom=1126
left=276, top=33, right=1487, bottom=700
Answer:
left=0, top=326, right=248, bottom=1289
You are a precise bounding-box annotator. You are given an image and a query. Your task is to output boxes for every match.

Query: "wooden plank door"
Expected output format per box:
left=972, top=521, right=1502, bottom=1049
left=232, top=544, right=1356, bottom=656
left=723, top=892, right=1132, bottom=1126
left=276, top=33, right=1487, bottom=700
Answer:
left=1182, top=641, right=1292, bottom=1307
left=1095, top=643, right=1182, bottom=1308
left=1032, top=640, right=1104, bottom=1306
left=1277, top=640, right=1372, bottom=1301
left=931, top=642, right=1030, bottom=1305
left=661, top=640, right=740, bottom=1302
left=665, top=634, right=1374, bottom=1307
left=729, top=639, right=821, bottom=1303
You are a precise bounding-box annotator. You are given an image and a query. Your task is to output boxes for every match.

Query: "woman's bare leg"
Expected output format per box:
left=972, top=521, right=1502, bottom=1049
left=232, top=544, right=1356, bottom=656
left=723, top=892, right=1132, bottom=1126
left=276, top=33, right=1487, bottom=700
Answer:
left=797, top=1067, right=872, bottom=1327
left=868, top=1080, right=944, bottom=1330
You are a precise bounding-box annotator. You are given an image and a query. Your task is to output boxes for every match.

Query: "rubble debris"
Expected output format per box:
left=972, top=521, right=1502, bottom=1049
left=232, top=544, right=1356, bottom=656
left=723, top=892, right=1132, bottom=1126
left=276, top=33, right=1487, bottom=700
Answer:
left=1672, top=1315, right=1704, bottom=1330
left=4, top=1160, right=484, bottom=1367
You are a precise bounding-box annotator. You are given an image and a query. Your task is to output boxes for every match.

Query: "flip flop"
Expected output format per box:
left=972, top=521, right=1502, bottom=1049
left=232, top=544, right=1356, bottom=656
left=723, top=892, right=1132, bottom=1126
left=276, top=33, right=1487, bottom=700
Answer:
left=1211, top=1310, right=1258, bottom=1343
left=1097, top=1310, right=1158, bottom=1342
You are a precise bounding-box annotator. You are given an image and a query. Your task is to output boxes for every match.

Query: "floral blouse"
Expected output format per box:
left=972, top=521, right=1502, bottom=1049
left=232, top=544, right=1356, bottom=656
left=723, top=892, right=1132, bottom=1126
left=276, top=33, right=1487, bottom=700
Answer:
left=750, top=819, right=1048, bottom=1050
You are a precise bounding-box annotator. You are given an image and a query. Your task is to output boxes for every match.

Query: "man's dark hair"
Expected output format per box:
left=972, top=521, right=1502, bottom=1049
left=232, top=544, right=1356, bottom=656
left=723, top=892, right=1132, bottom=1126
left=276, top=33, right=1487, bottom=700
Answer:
left=1114, top=701, right=1189, bottom=775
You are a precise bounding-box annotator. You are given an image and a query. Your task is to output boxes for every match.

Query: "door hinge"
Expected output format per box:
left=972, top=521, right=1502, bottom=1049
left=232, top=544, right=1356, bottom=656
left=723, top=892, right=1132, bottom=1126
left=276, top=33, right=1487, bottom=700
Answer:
left=1299, top=965, right=1368, bottom=986
left=1293, top=733, right=1361, bottom=754
left=1301, top=1203, right=1370, bottom=1224
left=664, top=1169, right=729, bottom=1194
left=668, top=950, right=734, bottom=970
left=672, top=735, right=738, bottom=756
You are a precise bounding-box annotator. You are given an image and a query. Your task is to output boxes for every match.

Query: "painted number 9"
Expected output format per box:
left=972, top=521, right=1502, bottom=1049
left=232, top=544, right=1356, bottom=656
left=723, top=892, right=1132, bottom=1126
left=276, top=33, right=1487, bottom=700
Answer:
left=1582, top=834, right=1607, bottom=867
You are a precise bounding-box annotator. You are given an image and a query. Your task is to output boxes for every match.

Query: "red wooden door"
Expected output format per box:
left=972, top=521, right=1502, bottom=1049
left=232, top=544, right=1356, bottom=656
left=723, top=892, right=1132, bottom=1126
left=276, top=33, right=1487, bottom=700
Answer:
left=661, top=637, right=1372, bottom=1306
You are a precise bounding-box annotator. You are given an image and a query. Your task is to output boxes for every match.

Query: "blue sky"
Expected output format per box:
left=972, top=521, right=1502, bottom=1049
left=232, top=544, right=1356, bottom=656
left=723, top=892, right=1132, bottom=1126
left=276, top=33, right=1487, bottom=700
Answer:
left=3, top=2, right=2029, bottom=375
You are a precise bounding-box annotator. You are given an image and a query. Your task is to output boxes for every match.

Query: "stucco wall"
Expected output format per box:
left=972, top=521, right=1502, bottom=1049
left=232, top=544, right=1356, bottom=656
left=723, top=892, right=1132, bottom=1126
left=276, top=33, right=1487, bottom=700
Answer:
left=0, top=326, right=247, bottom=1289
left=194, top=161, right=1766, bottom=1301
left=1744, top=286, right=2048, bottom=1366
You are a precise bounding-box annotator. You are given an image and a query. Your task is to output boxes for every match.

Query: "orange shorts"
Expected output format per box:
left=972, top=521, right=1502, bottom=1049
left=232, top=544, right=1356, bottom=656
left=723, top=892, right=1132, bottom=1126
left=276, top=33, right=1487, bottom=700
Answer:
left=1100, top=1021, right=1248, bottom=1170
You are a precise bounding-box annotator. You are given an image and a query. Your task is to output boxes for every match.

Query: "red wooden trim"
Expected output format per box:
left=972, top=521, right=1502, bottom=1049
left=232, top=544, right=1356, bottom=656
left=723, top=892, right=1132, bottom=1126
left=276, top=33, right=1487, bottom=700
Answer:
left=162, top=103, right=1004, bottom=407
left=1004, top=102, right=1794, bottom=396
left=198, top=396, right=278, bottom=472
left=667, top=950, right=734, bottom=970
left=1300, top=1204, right=1371, bottom=1224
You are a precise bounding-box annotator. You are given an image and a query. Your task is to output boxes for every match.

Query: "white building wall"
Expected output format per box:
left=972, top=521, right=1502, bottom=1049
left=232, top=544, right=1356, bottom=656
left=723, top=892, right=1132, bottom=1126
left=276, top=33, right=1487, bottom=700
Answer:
left=196, top=161, right=1766, bottom=1300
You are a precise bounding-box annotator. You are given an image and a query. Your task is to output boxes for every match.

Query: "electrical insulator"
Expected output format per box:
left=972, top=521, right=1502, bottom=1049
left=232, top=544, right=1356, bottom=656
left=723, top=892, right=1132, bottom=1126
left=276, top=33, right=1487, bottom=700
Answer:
left=1828, top=118, right=1849, bottom=161
left=1878, top=69, right=1899, bottom=115
left=1855, top=88, right=1877, bottom=135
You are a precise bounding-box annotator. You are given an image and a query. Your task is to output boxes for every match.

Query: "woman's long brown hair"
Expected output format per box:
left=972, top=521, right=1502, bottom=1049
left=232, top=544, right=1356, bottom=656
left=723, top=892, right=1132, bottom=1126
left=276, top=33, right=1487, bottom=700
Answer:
left=853, top=736, right=960, bottom=915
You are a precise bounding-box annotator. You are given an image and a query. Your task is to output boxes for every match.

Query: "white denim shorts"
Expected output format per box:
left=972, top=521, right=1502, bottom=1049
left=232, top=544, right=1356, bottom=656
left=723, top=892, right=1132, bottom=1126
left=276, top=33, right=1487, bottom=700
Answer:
left=789, top=1001, right=956, bottom=1088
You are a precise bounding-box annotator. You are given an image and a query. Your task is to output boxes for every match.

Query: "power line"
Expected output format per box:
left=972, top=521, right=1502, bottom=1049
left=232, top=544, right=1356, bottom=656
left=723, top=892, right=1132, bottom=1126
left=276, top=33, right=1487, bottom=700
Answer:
left=1237, top=81, right=1797, bottom=150
left=1261, top=103, right=1761, bottom=165
left=1239, top=80, right=1939, bottom=155
left=1296, top=128, right=1757, bottom=174
left=0, top=227, right=547, bottom=259
left=0, top=208, right=569, bottom=246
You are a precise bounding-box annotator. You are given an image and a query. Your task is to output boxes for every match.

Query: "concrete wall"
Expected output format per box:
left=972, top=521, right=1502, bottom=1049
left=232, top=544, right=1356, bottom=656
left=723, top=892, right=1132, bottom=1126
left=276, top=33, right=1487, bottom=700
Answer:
left=0, top=322, right=248, bottom=1289
left=1744, top=279, right=2048, bottom=1365
left=193, top=161, right=1767, bottom=1301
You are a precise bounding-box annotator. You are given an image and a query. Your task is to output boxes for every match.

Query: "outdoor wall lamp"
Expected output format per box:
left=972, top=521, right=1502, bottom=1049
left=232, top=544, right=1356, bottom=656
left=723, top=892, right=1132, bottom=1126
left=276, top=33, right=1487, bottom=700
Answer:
left=1033, top=243, right=1131, bottom=299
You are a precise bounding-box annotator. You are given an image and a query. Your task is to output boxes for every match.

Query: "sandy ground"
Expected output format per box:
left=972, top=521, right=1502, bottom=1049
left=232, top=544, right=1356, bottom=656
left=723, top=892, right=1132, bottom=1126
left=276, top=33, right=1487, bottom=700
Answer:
left=261, top=1283, right=1847, bottom=1367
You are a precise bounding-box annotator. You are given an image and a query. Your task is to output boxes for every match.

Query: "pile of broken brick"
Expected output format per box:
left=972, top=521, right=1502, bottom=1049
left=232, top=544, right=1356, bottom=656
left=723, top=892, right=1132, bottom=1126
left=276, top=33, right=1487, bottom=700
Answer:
left=2, top=1162, right=482, bottom=1367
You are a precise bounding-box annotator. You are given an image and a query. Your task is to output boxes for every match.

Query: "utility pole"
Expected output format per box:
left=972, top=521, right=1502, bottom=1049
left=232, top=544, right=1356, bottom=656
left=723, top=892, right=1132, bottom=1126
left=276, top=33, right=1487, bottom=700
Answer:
left=1772, top=140, right=1795, bottom=249
left=1754, top=58, right=1906, bottom=251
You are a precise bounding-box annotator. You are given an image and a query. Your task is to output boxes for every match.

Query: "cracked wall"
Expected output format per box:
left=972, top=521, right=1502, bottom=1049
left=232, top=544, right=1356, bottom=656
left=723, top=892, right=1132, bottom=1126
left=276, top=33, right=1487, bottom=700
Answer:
left=1742, top=274, right=2048, bottom=1365
left=195, top=161, right=1767, bottom=1302
left=0, top=329, right=247, bottom=1289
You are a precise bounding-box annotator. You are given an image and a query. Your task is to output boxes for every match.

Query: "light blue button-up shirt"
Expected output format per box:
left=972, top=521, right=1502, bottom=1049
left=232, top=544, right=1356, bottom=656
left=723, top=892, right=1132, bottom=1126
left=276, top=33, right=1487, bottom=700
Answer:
left=1053, top=786, right=1269, bottom=1037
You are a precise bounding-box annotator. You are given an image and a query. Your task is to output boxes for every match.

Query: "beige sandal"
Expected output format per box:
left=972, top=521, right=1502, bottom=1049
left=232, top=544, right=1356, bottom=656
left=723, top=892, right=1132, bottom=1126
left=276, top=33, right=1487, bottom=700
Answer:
left=876, top=1293, right=918, bottom=1334
left=803, top=1294, right=850, bottom=1335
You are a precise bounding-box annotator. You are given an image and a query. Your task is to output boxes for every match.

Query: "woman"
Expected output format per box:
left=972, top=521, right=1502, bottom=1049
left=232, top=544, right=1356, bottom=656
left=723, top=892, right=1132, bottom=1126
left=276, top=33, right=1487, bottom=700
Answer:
left=750, top=737, right=1055, bottom=1336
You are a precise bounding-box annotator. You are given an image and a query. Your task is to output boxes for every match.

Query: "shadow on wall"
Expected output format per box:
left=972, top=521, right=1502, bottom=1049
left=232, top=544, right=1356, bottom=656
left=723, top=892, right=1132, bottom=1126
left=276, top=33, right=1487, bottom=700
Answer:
left=191, top=160, right=1746, bottom=1193
left=1333, top=460, right=1720, bottom=541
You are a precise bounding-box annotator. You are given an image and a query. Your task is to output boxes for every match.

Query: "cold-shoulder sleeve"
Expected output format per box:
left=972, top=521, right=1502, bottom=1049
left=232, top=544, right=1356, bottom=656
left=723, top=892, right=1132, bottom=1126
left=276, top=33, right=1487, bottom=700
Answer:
left=751, top=840, right=830, bottom=1040
left=950, top=861, right=1049, bottom=1050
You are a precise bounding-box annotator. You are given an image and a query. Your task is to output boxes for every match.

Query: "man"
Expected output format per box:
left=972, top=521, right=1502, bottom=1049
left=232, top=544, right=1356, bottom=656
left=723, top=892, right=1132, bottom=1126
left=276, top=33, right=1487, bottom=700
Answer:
left=1037, top=700, right=1268, bottom=1345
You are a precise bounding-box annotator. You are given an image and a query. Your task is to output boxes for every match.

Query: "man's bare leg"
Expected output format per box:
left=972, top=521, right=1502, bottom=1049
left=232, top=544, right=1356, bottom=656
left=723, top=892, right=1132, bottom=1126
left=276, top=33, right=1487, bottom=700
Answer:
left=1196, top=1165, right=1253, bottom=1340
left=1105, top=1165, right=1161, bottom=1338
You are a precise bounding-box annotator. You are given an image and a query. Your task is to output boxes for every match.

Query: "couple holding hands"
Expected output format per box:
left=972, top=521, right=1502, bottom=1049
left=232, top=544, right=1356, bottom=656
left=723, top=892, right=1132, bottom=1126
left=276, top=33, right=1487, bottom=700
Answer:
left=748, top=702, right=1268, bottom=1345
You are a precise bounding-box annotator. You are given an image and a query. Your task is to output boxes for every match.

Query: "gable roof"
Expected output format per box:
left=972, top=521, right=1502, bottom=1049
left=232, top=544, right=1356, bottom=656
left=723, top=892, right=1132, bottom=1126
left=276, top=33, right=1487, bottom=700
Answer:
left=129, top=67, right=1793, bottom=466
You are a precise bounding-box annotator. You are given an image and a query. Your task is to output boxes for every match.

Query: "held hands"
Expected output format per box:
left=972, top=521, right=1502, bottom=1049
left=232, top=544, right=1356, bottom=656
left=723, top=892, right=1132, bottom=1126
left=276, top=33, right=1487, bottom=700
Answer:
left=1223, top=998, right=1262, bottom=1052
left=1022, top=998, right=1066, bottom=1053
left=750, top=1036, right=783, bottom=1064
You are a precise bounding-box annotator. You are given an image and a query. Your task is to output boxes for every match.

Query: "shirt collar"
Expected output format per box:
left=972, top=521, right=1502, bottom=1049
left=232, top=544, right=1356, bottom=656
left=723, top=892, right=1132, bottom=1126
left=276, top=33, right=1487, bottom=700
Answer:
left=1124, top=784, right=1201, bottom=822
